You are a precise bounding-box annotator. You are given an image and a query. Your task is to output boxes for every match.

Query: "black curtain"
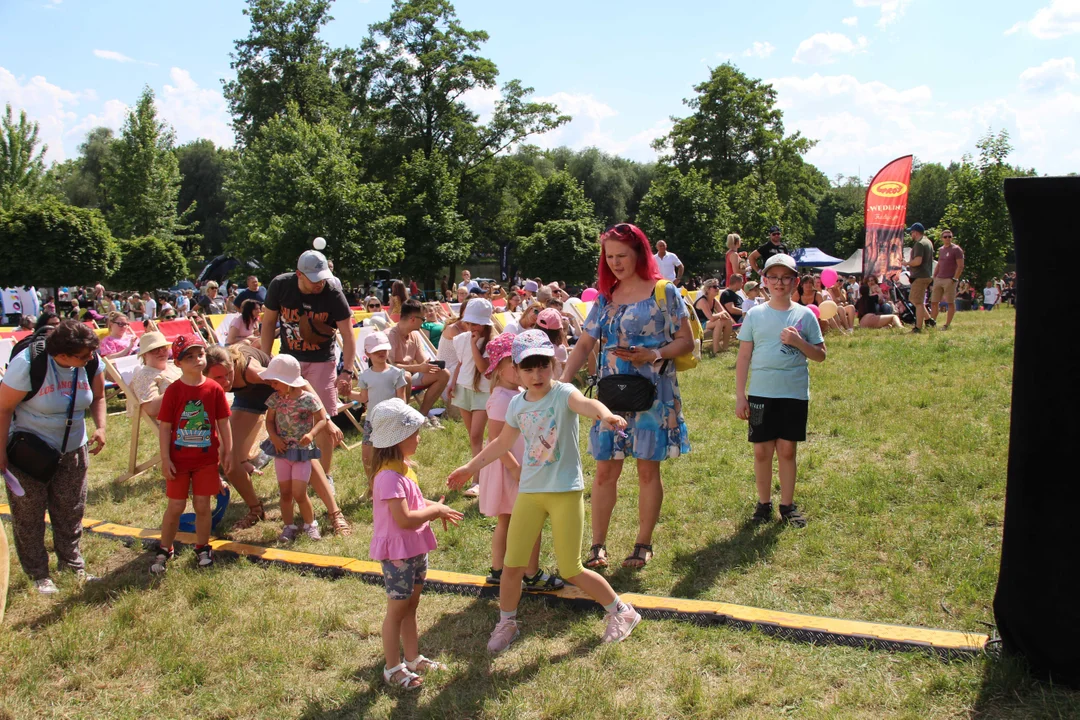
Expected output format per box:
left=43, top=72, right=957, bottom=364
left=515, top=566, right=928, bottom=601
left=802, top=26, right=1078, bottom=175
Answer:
left=994, top=176, right=1080, bottom=687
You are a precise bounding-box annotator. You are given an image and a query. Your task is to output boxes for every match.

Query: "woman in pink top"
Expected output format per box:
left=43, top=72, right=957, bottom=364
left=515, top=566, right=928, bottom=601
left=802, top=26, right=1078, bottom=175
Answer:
left=368, top=399, right=462, bottom=691
left=97, top=312, right=138, bottom=359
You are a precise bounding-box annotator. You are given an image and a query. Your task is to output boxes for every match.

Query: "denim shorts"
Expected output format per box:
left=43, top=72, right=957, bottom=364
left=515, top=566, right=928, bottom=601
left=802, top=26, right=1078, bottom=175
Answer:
left=380, top=553, right=428, bottom=599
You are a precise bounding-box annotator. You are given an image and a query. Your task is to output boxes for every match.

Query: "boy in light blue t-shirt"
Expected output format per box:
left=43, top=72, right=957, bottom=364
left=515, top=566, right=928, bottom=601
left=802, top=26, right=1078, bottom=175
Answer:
left=735, top=254, right=826, bottom=528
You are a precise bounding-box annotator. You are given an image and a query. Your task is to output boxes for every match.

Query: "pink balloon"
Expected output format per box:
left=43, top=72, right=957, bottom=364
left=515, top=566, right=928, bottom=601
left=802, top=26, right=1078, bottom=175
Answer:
left=808, top=303, right=820, bottom=318
left=581, top=288, right=599, bottom=302
left=821, top=268, right=838, bottom=287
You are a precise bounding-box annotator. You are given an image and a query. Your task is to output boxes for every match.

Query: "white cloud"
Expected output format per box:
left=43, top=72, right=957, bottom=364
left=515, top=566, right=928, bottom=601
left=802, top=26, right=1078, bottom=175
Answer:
left=157, top=67, right=233, bottom=148
left=842, top=16, right=858, bottom=26
left=768, top=70, right=1080, bottom=177
left=0, top=66, right=232, bottom=163
left=528, top=91, right=667, bottom=161
left=1006, top=0, right=1080, bottom=39
left=461, top=84, right=502, bottom=124
left=743, top=41, right=776, bottom=59
left=1019, top=57, right=1079, bottom=92
left=853, top=0, right=912, bottom=28
left=792, top=33, right=869, bottom=65
left=93, top=49, right=134, bottom=63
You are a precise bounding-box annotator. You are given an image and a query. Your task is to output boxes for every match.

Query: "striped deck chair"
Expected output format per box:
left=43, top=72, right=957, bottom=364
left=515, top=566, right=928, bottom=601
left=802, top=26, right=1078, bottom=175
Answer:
left=103, top=354, right=162, bottom=482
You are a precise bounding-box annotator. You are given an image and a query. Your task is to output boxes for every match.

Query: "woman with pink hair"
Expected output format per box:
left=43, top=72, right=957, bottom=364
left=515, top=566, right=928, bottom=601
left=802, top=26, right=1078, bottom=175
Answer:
left=560, top=223, right=694, bottom=570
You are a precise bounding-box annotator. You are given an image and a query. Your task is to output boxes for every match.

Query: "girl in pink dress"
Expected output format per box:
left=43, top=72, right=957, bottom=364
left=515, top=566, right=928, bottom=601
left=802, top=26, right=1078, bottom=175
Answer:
left=478, top=333, right=564, bottom=591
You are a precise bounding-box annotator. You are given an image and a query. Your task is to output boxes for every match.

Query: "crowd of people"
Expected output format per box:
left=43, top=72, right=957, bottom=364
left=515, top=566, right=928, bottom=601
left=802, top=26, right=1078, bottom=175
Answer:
left=1, top=220, right=1015, bottom=687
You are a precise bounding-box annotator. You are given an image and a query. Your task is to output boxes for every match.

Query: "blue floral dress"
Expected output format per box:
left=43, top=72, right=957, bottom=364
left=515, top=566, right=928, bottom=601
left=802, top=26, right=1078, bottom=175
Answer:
left=584, top=283, right=692, bottom=462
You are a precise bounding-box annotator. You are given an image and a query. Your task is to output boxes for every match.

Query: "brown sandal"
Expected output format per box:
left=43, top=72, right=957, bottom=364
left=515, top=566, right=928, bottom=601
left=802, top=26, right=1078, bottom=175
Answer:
left=232, top=503, right=265, bottom=531
left=584, top=544, right=608, bottom=569
left=328, top=509, right=351, bottom=536
left=622, top=543, right=653, bottom=569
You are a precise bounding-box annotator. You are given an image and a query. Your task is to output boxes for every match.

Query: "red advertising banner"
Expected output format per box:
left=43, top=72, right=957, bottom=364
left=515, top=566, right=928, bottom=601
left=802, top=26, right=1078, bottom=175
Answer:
left=862, top=155, right=913, bottom=280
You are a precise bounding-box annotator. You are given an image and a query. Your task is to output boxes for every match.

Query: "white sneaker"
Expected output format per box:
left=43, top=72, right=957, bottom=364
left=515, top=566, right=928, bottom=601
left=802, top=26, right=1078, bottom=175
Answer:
left=34, top=578, right=59, bottom=595
left=424, top=416, right=443, bottom=430
left=464, top=484, right=480, bottom=498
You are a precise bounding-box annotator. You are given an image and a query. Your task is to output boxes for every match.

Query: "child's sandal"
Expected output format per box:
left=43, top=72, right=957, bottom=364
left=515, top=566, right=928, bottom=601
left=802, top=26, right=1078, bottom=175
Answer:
left=383, top=662, right=422, bottom=690
left=405, top=655, right=444, bottom=674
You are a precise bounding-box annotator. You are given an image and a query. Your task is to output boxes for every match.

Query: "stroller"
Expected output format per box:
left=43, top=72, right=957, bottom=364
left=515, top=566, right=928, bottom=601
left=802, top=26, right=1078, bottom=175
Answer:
left=883, top=277, right=935, bottom=327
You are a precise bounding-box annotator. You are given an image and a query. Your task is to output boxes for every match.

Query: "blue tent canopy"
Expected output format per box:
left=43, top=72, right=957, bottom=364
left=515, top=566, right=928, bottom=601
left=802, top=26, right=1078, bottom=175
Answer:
left=790, top=247, right=842, bottom=267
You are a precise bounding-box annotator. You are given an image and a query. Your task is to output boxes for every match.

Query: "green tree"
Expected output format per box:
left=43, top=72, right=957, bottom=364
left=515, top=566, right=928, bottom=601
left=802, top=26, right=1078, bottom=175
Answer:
left=812, top=176, right=864, bottom=256
left=176, top=139, right=235, bottom=263
left=905, top=160, right=952, bottom=230
left=636, top=166, right=732, bottom=274
left=110, top=235, right=188, bottom=291
left=546, top=147, right=656, bottom=227
left=0, top=104, right=48, bottom=210
left=104, top=87, right=188, bottom=241
left=0, top=198, right=120, bottom=287
left=516, top=220, right=599, bottom=285
left=227, top=104, right=404, bottom=278
left=46, top=127, right=117, bottom=211
left=514, top=171, right=598, bottom=282
left=940, top=130, right=1027, bottom=285
left=392, top=148, right=471, bottom=283
left=728, top=174, right=786, bottom=248
left=364, top=0, right=568, bottom=171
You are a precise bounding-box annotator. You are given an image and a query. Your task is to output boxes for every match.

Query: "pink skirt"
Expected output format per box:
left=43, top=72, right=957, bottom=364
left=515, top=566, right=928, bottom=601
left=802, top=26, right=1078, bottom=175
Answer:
left=478, top=440, right=524, bottom=517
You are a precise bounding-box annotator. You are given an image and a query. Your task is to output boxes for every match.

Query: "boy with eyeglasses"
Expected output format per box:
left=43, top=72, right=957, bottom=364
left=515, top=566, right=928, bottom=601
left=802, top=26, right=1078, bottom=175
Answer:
left=735, top=254, right=826, bottom=528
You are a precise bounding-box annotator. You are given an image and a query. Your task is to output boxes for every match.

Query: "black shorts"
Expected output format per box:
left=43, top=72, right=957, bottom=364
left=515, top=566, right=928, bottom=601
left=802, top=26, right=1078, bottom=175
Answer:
left=747, top=396, right=808, bottom=443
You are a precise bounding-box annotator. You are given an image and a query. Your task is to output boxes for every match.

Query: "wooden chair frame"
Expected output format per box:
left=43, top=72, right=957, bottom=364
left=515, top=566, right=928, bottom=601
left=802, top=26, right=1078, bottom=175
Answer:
left=103, top=355, right=162, bottom=482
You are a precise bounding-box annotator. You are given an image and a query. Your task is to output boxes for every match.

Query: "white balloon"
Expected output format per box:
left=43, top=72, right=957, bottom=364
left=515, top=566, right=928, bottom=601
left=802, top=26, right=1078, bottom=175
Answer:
left=313, top=236, right=327, bottom=250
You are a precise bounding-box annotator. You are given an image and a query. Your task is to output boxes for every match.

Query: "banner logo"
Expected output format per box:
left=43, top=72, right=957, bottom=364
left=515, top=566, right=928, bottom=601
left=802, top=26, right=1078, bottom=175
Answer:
left=870, top=180, right=908, bottom=198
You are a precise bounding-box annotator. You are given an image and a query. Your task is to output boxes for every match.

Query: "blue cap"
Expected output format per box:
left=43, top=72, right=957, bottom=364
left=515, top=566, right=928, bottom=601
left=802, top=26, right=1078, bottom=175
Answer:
left=907, top=222, right=925, bottom=233
left=768, top=225, right=781, bottom=234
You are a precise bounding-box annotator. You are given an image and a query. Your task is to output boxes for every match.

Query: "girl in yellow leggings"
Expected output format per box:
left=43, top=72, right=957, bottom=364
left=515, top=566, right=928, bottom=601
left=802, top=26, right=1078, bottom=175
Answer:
left=448, top=330, right=642, bottom=653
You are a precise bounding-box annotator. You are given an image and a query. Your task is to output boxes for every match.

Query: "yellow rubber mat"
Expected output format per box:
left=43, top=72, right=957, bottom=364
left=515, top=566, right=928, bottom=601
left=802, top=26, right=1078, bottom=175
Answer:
left=0, top=505, right=988, bottom=657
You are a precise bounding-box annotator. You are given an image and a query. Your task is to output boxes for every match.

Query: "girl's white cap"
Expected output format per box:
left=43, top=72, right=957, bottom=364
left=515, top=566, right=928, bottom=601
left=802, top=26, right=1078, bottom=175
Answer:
left=258, top=355, right=307, bottom=388
left=369, top=398, right=425, bottom=449
left=461, top=298, right=494, bottom=326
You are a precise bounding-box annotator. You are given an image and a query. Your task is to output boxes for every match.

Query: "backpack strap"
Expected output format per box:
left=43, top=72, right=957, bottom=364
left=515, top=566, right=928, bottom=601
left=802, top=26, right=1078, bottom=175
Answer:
left=26, top=338, right=49, bottom=402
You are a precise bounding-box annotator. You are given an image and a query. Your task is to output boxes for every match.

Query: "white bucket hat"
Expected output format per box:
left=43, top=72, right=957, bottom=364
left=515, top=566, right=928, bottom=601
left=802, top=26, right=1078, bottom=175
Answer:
left=258, top=354, right=306, bottom=388
left=369, top=398, right=425, bottom=449
left=462, top=298, right=494, bottom=326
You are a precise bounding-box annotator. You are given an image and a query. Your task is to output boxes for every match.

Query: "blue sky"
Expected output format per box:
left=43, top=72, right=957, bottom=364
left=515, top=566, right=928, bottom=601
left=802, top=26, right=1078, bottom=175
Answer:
left=2, top=0, right=1078, bottom=180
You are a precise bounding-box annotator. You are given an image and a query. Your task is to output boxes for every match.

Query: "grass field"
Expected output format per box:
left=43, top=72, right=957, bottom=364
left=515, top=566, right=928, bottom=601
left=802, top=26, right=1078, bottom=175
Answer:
left=2, top=307, right=1077, bottom=718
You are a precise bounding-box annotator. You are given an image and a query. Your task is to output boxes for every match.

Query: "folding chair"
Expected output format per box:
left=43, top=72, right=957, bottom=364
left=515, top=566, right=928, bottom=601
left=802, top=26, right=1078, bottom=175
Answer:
left=153, top=318, right=200, bottom=344
left=103, top=354, right=162, bottom=482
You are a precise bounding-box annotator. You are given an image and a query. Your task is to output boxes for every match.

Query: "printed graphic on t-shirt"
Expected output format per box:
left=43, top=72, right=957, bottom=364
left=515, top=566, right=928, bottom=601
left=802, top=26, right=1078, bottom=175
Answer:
left=279, top=305, right=335, bottom=354
left=520, top=406, right=560, bottom=468
left=780, top=319, right=806, bottom=357
left=175, top=400, right=212, bottom=448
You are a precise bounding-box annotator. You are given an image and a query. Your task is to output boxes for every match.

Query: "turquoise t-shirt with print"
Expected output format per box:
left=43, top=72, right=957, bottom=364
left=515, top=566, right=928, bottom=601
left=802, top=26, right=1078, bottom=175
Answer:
left=505, top=381, right=582, bottom=493
left=737, top=302, right=824, bottom=400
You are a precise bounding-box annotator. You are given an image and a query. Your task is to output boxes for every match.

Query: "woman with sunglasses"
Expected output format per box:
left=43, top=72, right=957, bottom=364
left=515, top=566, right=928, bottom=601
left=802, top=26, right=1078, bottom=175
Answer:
left=561, top=223, right=693, bottom=570
left=98, top=311, right=138, bottom=359
left=1, top=320, right=107, bottom=594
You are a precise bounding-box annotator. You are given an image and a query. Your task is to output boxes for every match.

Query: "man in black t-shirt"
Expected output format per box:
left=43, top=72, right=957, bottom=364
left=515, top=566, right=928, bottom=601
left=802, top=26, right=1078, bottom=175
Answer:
left=720, top=274, right=746, bottom=321
left=748, top=226, right=790, bottom=277
left=261, top=251, right=356, bottom=520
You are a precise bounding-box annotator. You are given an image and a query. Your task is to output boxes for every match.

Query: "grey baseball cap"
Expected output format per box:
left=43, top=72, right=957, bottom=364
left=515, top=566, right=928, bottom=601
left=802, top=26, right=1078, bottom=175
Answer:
left=297, top=250, right=333, bottom=282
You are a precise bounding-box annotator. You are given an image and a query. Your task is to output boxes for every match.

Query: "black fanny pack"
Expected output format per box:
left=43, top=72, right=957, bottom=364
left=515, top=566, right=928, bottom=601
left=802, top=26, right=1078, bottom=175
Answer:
left=597, top=372, right=658, bottom=413
left=7, top=365, right=80, bottom=484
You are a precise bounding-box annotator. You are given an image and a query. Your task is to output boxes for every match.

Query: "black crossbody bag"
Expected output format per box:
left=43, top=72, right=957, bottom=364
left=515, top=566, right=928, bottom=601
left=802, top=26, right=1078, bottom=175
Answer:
left=593, top=294, right=666, bottom=413
left=6, top=366, right=80, bottom=484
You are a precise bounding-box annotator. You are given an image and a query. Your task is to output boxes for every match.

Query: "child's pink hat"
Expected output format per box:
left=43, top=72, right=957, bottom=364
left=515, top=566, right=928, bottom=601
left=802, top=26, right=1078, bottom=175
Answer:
left=536, top=308, right=563, bottom=330
left=484, top=333, right=517, bottom=377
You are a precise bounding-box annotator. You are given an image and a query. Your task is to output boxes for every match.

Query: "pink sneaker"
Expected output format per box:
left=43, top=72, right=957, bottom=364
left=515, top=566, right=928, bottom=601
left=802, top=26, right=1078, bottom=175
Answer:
left=601, top=603, right=641, bottom=644
left=487, top=617, right=520, bottom=654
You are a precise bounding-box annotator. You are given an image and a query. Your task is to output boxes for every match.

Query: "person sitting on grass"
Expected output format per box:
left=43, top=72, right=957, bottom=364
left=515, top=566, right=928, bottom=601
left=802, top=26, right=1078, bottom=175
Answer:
left=448, top=330, right=641, bottom=654
left=369, top=399, right=463, bottom=690
left=735, top=254, right=826, bottom=528
left=260, top=355, right=329, bottom=543
left=854, top=278, right=902, bottom=329
left=152, top=334, right=233, bottom=574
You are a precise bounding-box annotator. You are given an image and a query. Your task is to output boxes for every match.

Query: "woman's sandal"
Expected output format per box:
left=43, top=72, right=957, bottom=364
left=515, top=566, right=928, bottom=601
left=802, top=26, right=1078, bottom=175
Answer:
left=383, top=662, right=422, bottom=690
left=232, top=503, right=265, bottom=531
left=584, top=544, right=608, bottom=569
left=622, top=543, right=653, bottom=569
left=328, top=510, right=352, bottom=536
left=405, top=655, right=445, bottom=674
